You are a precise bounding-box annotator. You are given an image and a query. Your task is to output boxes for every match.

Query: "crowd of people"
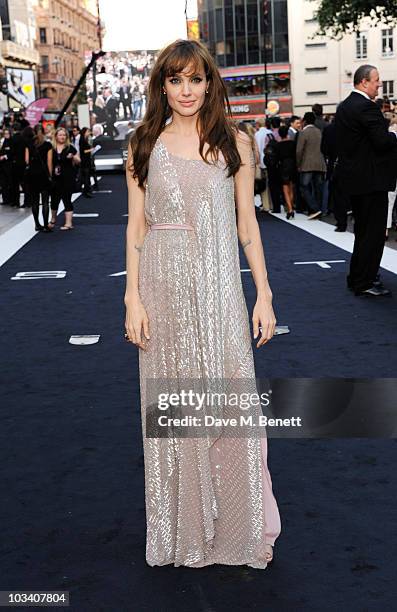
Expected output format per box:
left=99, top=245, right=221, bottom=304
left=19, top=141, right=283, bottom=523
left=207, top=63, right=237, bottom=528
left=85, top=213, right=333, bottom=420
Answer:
left=86, top=50, right=157, bottom=140
left=242, top=101, right=397, bottom=239
left=0, top=117, right=99, bottom=231
left=1, top=81, right=397, bottom=246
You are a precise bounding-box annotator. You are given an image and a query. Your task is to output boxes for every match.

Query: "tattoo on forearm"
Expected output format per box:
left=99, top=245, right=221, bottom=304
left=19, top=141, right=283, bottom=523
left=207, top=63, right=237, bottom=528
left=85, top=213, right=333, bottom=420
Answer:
left=241, top=239, right=252, bottom=249
left=134, top=244, right=143, bottom=252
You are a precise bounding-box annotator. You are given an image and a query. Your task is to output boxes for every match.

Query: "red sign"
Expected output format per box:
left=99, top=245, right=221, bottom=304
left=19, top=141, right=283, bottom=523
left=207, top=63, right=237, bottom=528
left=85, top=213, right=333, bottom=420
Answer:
left=42, top=119, right=55, bottom=130
left=25, top=98, right=51, bottom=126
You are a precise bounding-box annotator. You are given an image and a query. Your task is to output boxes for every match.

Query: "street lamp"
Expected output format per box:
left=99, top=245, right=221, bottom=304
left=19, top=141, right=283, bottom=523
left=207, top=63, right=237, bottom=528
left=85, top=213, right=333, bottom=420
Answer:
left=263, top=0, right=269, bottom=114
left=55, top=50, right=105, bottom=127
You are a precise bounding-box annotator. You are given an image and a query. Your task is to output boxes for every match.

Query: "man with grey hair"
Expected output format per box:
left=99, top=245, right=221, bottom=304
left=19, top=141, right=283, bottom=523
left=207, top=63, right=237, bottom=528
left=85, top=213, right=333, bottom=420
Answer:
left=335, top=64, right=397, bottom=296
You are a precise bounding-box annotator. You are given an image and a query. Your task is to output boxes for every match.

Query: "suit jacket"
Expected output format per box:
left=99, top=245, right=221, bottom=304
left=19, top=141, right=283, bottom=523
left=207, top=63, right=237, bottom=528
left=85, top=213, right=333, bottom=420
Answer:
left=314, top=116, right=327, bottom=132
left=334, top=91, right=397, bottom=195
left=296, top=125, right=326, bottom=172
left=10, top=133, right=26, bottom=167
left=104, top=95, right=119, bottom=120
left=321, top=122, right=337, bottom=179
left=117, top=85, right=131, bottom=102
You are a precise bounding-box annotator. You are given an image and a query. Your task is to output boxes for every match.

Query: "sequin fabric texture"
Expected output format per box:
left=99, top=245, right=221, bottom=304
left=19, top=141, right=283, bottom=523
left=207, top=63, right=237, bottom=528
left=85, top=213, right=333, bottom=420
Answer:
left=138, top=137, right=281, bottom=569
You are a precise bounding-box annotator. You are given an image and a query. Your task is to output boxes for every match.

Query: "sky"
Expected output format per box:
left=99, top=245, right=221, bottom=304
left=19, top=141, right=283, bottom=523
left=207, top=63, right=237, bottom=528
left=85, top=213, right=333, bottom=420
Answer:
left=99, top=0, right=198, bottom=51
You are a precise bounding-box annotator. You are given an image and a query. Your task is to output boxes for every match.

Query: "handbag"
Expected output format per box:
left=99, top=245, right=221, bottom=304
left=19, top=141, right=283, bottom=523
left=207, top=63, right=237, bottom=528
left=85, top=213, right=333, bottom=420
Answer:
left=254, top=166, right=267, bottom=195
left=263, top=134, right=279, bottom=169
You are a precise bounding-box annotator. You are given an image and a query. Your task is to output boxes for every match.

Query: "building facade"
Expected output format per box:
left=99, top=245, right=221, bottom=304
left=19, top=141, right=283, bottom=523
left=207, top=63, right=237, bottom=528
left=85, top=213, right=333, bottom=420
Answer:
left=288, top=0, right=397, bottom=114
left=198, top=0, right=292, bottom=120
left=33, top=0, right=99, bottom=110
left=0, top=0, right=40, bottom=113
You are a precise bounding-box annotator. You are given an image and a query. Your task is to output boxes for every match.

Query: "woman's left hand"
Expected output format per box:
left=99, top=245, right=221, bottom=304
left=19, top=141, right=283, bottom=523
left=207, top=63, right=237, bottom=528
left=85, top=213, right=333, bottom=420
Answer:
left=252, top=296, right=277, bottom=348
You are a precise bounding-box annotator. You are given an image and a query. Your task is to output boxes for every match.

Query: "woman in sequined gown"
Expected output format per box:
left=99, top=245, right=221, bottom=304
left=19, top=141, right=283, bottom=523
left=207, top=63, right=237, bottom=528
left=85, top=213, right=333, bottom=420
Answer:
left=124, top=40, right=281, bottom=570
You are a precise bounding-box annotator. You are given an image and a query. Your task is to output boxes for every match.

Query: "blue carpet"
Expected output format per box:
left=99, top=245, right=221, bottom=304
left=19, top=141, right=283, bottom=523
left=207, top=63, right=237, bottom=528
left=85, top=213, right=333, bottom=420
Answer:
left=1, top=175, right=396, bottom=611
left=242, top=213, right=397, bottom=378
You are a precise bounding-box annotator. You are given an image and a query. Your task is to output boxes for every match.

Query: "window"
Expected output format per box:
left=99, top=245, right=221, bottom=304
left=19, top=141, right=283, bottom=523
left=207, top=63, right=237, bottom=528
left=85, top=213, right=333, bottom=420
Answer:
left=305, top=66, right=327, bottom=73
left=39, top=27, right=47, bottom=44
left=382, top=28, right=394, bottom=57
left=224, top=73, right=290, bottom=98
left=306, top=91, right=327, bottom=96
left=383, top=80, right=394, bottom=97
left=41, top=55, right=49, bottom=71
left=305, top=42, right=326, bottom=48
left=356, top=32, right=368, bottom=59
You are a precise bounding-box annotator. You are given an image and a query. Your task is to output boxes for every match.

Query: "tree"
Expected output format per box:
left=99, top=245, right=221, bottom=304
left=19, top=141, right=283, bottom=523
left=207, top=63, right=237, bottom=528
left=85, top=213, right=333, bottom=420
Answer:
left=313, top=0, right=397, bottom=38
left=71, top=82, right=88, bottom=113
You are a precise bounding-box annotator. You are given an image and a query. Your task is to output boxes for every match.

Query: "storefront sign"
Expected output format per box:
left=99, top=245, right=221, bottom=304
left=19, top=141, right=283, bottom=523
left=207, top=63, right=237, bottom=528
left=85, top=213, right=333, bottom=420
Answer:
left=228, top=97, right=292, bottom=119
left=267, top=100, right=280, bottom=115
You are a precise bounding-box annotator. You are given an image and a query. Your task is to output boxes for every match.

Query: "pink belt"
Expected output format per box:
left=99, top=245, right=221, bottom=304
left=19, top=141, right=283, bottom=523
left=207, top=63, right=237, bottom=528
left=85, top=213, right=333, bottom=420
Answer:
left=149, top=223, right=194, bottom=231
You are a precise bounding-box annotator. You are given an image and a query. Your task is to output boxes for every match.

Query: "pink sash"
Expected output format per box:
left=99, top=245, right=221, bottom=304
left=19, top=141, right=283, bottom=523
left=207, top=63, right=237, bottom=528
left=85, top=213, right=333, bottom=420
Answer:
left=150, top=223, right=194, bottom=231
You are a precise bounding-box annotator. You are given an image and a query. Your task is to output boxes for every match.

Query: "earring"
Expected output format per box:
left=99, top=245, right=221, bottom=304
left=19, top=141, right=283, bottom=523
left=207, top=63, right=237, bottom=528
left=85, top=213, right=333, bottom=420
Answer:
left=205, top=89, right=209, bottom=94
left=162, top=89, right=166, bottom=94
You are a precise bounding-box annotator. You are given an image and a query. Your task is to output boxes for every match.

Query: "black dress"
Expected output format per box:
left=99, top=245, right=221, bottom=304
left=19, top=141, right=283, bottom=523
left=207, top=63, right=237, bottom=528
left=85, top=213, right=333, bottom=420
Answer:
left=26, top=141, right=52, bottom=193
left=276, top=140, right=297, bottom=184
left=0, top=137, right=12, bottom=204
left=79, top=138, right=92, bottom=194
left=9, top=133, right=27, bottom=206
left=52, top=144, right=77, bottom=193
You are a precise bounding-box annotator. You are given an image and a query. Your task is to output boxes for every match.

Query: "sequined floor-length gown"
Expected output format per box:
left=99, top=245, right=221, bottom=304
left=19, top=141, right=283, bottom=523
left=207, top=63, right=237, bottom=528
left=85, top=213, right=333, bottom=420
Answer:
left=138, top=136, right=281, bottom=569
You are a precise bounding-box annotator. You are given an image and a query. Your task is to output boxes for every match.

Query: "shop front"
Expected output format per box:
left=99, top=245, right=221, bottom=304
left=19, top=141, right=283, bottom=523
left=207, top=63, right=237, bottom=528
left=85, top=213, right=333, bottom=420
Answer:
left=220, top=63, right=293, bottom=120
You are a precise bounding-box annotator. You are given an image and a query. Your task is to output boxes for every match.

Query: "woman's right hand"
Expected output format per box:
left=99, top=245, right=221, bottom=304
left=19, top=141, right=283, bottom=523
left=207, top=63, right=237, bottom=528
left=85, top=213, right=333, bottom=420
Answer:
left=124, top=296, right=150, bottom=350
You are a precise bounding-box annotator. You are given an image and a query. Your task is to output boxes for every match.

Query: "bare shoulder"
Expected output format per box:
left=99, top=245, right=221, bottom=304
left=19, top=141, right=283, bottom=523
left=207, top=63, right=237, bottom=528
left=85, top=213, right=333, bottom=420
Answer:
left=126, top=139, right=144, bottom=191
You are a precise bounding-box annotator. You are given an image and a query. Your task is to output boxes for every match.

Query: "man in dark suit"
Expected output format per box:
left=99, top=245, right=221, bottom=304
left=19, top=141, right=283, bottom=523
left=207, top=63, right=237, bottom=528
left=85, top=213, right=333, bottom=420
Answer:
left=335, top=64, right=397, bottom=297
left=117, top=78, right=132, bottom=119
left=312, top=103, right=328, bottom=133
left=321, top=118, right=350, bottom=231
left=9, top=122, right=27, bottom=208
left=288, top=115, right=301, bottom=140
left=103, top=87, right=120, bottom=138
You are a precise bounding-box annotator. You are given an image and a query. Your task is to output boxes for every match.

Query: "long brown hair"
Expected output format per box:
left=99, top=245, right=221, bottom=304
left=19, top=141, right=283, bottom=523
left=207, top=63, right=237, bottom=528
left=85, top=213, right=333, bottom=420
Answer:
left=33, top=124, right=46, bottom=147
left=129, top=39, right=241, bottom=187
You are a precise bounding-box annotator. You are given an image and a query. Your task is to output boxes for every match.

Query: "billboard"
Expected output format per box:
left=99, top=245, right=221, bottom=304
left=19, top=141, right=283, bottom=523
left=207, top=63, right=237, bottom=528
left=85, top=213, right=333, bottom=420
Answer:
left=6, top=67, right=36, bottom=109
left=85, top=50, right=158, bottom=148
left=25, top=98, right=51, bottom=125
